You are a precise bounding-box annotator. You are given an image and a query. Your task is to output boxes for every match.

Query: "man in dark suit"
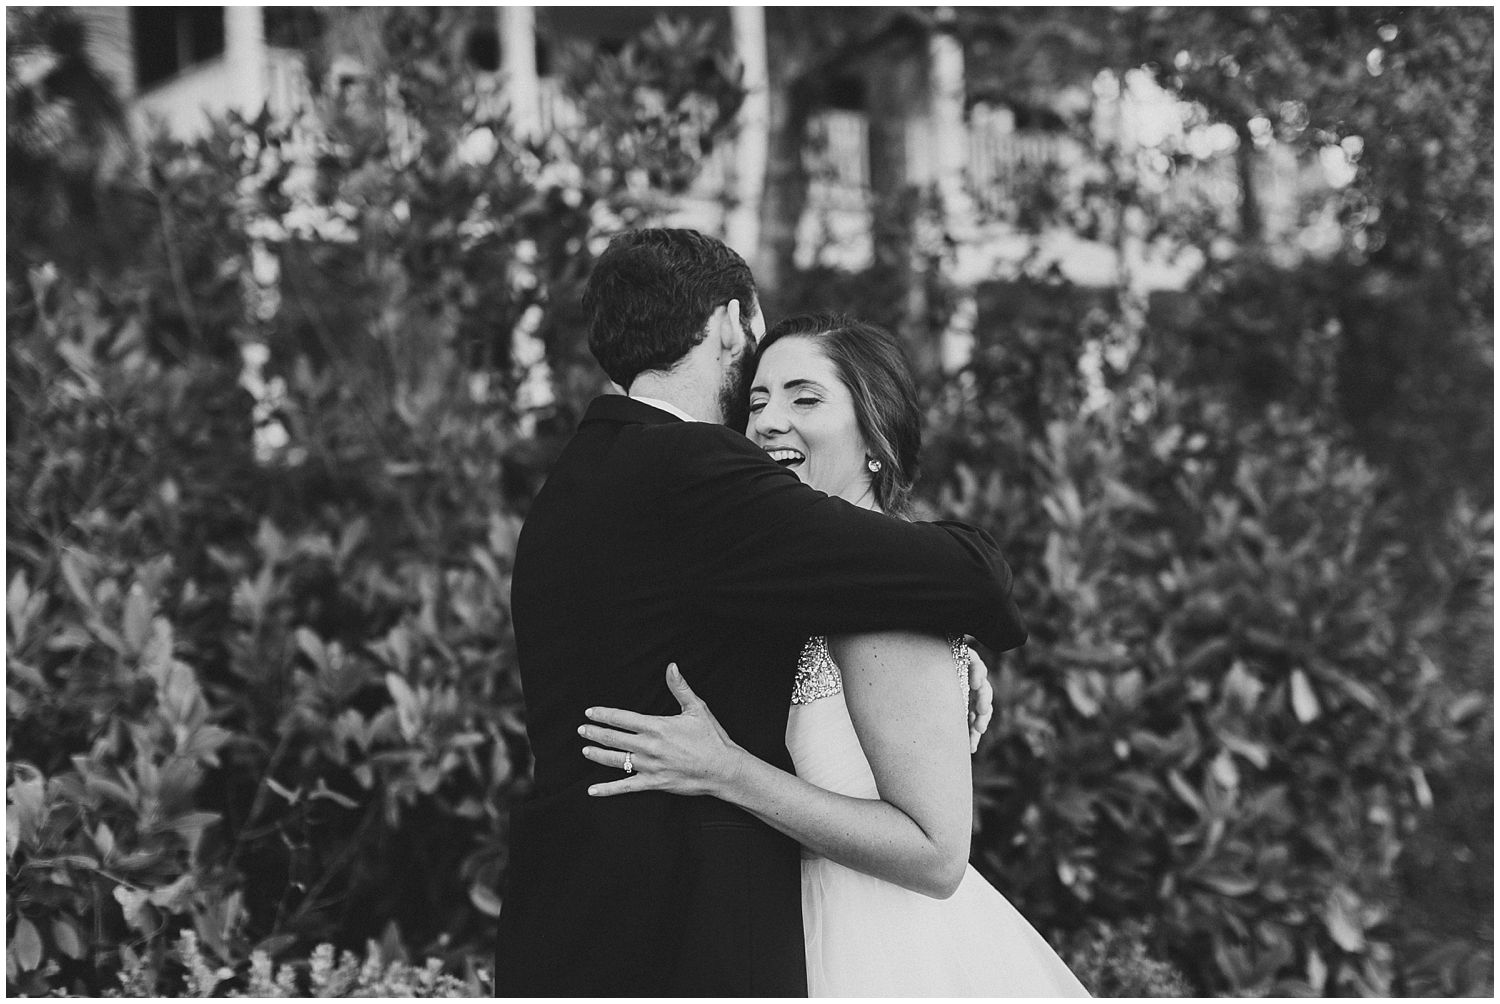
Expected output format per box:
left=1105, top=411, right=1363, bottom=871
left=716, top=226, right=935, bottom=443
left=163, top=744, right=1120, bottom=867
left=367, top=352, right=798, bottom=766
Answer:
left=495, top=229, right=1026, bottom=995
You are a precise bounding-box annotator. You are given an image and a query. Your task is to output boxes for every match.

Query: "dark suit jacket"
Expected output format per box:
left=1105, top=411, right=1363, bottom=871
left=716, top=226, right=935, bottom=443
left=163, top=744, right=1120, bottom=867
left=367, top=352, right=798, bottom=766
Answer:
left=494, top=395, right=1026, bottom=996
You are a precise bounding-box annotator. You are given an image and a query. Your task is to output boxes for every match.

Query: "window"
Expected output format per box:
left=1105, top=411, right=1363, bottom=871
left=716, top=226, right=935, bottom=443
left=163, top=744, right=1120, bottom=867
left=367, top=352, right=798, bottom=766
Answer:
left=131, top=8, right=226, bottom=89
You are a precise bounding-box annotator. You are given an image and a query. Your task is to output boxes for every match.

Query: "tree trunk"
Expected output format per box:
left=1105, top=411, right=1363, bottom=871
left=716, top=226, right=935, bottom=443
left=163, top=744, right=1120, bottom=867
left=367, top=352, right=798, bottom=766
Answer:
left=500, top=5, right=539, bottom=139
left=727, top=6, right=770, bottom=264
left=758, top=71, right=812, bottom=303
left=1235, top=124, right=1263, bottom=244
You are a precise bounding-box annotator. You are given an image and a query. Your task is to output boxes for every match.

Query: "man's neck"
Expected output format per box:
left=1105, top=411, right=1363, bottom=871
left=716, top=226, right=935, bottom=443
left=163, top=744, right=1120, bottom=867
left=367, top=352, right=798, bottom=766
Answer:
left=627, top=373, right=720, bottom=425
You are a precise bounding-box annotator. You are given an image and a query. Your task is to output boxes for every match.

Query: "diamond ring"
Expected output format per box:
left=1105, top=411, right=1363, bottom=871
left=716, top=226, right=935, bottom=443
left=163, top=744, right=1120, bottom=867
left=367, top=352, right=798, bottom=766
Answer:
left=622, top=752, right=634, bottom=774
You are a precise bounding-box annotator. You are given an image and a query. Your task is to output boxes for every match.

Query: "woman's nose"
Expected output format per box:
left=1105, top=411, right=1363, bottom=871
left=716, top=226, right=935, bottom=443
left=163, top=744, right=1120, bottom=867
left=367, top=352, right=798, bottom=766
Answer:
left=753, top=398, right=790, bottom=436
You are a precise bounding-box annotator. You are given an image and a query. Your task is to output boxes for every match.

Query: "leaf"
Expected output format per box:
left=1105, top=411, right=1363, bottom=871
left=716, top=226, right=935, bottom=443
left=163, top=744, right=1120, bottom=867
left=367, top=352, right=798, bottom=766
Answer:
left=1198, top=873, right=1258, bottom=897
left=8, top=770, right=46, bottom=854
left=470, top=544, right=503, bottom=588
left=147, top=872, right=196, bottom=911
left=1063, top=671, right=1101, bottom=717
left=1210, top=750, right=1240, bottom=789
left=114, top=885, right=152, bottom=933
left=295, top=627, right=329, bottom=674
left=1222, top=660, right=1264, bottom=709
left=11, top=916, right=43, bottom=971
left=1409, top=766, right=1433, bottom=810
left=1181, top=637, right=1233, bottom=675
left=386, top=672, right=421, bottom=740
left=51, top=917, right=85, bottom=960
left=1167, top=770, right=1204, bottom=813
left=156, top=811, right=221, bottom=838
left=337, top=517, right=370, bottom=567
left=122, top=585, right=152, bottom=654
left=1220, top=731, right=1270, bottom=770
left=59, top=549, right=94, bottom=609
left=94, top=822, right=116, bottom=858
left=469, top=883, right=503, bottom=917
left=7, top=658, right=46, bottom=690
left=1323, top=887, right=1365, bottom=952
left=140, top=618, right=175, bottom=682
left=7, top=571, right=31, bottom=644
left=1447, top=692, right=1488, bottom=724
left=1289, top=669, right=1321, bottom=723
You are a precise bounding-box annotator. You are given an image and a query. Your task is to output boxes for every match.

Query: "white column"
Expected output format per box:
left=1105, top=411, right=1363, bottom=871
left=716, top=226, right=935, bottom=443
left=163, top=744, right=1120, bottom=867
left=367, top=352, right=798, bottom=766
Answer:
left=225, top=6, right=267, bottom=115
left=726, top=6, right=769, bottom=262
left=928, top=8, right=971, bottom=226
left=500, top=6, right=540, bottom=139
left=929, top=8, right=978, bottom=373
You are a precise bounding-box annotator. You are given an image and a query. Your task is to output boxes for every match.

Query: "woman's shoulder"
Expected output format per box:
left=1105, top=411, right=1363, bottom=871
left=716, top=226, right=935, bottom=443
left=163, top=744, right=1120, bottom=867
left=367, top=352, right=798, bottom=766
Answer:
left=827, top=631, right=966, bottom=672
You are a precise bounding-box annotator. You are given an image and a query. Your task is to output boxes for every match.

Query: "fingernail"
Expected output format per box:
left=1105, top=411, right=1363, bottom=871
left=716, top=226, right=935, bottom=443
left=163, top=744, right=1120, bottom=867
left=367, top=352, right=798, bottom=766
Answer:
left=577, top=725, right=588, bottom=736
left=585, top=708, right=598, bottom=718
left=668, top=663, right=679, bottom=676
left=587, top=786, right=599, bottom=796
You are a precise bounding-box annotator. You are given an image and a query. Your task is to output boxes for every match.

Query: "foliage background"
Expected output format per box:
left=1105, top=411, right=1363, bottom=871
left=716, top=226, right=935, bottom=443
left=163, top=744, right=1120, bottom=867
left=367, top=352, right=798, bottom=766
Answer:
left=6, top=6, right=1492, bottom=997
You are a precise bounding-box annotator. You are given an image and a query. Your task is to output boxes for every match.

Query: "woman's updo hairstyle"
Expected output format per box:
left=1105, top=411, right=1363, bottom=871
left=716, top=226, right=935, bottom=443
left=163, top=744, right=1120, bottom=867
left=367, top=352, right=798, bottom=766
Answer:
left=754, top=313, right=922, bottom=517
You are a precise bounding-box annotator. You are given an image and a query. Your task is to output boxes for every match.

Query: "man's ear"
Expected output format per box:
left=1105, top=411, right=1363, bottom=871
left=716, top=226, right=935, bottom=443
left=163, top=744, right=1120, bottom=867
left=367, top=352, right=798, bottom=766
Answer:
left=720, top=299, right=747, bottom=351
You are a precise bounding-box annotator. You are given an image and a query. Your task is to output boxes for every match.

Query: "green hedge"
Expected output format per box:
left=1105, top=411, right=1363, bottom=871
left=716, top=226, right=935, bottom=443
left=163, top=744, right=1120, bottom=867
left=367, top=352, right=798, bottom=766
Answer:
left=7, top=7, right=1490, bottom=997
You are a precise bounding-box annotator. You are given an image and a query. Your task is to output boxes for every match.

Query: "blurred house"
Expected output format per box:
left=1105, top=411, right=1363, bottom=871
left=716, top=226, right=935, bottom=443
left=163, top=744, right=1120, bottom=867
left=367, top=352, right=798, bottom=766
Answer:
left=79, top=6, right=1325, bottom=309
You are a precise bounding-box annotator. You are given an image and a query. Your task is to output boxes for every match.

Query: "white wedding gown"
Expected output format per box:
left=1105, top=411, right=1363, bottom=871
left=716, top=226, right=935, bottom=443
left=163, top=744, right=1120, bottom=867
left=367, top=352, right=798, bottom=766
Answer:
left=786, top=636, right=1091, bottom=997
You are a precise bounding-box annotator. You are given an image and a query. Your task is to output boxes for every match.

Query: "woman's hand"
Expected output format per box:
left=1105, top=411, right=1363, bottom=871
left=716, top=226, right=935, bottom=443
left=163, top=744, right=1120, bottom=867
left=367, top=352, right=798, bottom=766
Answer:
left=579, top=663, right=747, bottom=798
left=966, top=645, right=994, bottom=754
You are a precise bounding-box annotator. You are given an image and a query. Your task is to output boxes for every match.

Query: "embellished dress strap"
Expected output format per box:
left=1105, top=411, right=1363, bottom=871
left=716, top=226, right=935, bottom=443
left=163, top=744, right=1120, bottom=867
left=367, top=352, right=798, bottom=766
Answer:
left=949, top=636, right=971, bottom=701
left=791, top=635, right=842, bottom=706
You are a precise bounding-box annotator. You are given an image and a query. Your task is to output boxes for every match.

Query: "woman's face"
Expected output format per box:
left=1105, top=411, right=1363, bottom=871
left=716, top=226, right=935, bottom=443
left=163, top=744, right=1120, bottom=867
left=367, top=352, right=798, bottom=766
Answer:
left=748, top=336, right=872, bottom=506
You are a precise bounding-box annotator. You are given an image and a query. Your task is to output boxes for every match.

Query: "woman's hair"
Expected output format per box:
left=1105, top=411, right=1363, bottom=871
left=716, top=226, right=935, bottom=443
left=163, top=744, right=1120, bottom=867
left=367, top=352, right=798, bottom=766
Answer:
left=755, top=313, right=922, bottom=517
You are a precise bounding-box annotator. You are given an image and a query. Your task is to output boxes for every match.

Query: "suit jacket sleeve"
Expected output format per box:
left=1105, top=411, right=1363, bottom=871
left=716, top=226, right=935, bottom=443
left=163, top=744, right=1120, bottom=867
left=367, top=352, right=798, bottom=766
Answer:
left=659, top=423, right=1027, bottom=653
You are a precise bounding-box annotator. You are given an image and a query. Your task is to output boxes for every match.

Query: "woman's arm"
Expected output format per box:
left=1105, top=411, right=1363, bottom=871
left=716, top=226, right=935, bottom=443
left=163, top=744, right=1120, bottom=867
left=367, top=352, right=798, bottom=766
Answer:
left=579, top=636, right=973, bottom=899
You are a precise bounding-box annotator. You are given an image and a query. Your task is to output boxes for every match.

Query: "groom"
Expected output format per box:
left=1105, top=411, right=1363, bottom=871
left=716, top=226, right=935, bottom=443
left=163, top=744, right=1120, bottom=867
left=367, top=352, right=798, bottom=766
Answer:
left=495, top=228, right=1026, bottom=996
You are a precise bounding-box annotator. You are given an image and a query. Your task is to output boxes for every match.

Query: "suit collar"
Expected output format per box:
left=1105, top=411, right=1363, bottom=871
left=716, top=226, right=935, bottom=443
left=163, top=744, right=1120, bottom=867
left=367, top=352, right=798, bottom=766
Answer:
left=581, top=394, right=687, bottom=427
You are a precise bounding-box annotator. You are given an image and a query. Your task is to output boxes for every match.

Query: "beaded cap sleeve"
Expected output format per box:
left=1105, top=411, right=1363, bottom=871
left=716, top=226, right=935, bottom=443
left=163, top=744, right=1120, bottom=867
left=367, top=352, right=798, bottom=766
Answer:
left=790, top=635, right=971, bottom=706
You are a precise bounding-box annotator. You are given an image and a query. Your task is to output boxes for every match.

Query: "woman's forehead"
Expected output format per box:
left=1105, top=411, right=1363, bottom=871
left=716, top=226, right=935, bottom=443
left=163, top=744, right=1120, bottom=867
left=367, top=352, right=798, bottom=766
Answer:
left=755, top=336, right=838, bottom=384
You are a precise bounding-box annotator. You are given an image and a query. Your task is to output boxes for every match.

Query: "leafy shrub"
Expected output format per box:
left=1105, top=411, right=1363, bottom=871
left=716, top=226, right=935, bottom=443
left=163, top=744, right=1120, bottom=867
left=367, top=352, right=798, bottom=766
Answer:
left=1062, top=919, right=1193, bottom=997
left=914, top=269, right=1491, bottom=995
left=103, top=931, right=486, bottom=997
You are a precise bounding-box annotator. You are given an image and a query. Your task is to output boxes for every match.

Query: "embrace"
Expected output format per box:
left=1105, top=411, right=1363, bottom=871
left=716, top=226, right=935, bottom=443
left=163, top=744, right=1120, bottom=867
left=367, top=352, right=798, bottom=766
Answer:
left=494, top=229, right=1089, bottom=997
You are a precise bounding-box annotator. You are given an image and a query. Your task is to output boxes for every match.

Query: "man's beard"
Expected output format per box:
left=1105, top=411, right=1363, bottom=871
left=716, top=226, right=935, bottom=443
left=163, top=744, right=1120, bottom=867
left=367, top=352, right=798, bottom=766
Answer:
left=718, top=343, right=755, bottom=431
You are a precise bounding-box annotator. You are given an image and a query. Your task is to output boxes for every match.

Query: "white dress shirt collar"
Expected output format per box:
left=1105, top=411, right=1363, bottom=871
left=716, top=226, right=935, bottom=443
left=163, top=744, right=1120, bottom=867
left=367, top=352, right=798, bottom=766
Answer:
left=629, top=394, right=700, bottom=423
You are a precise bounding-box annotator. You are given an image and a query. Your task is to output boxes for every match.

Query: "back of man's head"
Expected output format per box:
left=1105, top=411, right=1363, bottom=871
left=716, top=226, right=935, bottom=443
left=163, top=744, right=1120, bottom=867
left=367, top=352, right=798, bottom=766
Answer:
left=584, top=228, right=758, bottom=389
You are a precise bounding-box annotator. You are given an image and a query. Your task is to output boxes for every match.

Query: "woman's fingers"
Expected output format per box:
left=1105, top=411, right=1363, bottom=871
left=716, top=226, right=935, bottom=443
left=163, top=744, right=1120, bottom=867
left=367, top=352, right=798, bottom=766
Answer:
left=584, top=705, right=661, bottom=734
left=588, top=776, right=652, bottom=797
left=664, top=662, right=701, bottom=711
left=580, top=745, right=635, bottom=772
left=577, top=723, right=642, bottom=752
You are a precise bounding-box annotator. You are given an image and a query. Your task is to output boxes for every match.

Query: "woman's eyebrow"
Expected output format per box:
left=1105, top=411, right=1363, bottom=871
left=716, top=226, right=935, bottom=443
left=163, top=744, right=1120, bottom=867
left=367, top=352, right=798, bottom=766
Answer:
left=749, top=377, right=827, bottom=396
left=750, top=377, right=825, bottom=395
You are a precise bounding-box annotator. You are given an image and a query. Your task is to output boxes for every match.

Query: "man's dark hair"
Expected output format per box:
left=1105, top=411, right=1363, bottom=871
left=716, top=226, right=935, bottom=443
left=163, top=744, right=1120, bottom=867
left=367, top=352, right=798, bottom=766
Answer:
left=584, top=228, right=758, bottom=388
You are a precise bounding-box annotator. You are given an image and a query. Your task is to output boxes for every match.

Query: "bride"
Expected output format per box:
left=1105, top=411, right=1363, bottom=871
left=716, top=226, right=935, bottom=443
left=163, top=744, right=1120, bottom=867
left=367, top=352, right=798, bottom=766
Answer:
left=578, top=314, right=1090, bottom=997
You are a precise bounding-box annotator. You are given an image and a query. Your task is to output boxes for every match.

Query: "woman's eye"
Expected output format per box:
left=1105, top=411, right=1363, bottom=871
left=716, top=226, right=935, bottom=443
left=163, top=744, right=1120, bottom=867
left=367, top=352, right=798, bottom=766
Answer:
left=794, top=397, right=819, bottom=407
left=748, top=400, right=767, bottom=413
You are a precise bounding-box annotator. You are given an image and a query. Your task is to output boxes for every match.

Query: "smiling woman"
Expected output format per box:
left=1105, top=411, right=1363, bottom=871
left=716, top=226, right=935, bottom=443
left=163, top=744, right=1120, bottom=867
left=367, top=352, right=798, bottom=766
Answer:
left=747, top=313, right=922, bottom=516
